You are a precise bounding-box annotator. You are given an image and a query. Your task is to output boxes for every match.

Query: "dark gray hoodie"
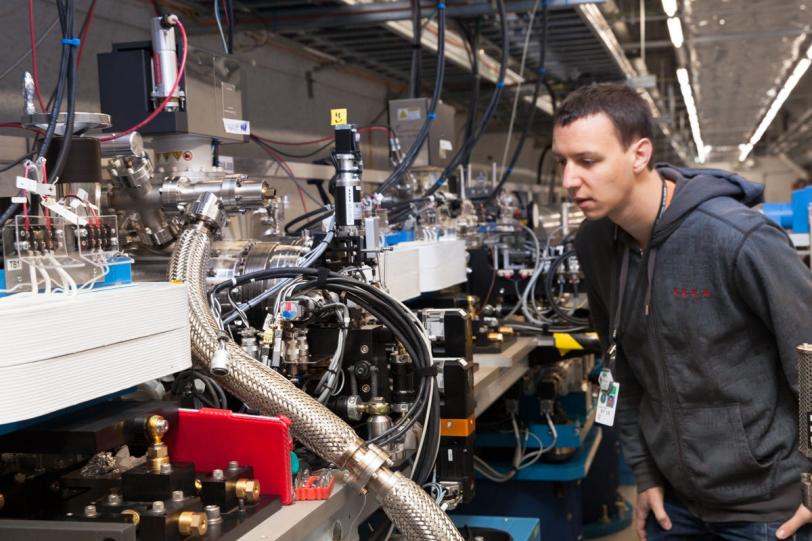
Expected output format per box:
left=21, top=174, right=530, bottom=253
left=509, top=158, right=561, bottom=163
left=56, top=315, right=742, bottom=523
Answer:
left=575, top=164, right=812, bottom=522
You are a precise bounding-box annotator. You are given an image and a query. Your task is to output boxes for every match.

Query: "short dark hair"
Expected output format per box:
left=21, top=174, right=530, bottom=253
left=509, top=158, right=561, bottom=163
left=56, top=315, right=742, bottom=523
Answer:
left=554, top=83, right=656, bottom=168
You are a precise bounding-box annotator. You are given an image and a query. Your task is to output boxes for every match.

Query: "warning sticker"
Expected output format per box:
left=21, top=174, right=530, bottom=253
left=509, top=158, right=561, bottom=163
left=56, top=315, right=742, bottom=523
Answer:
left=223, top=118, right=251, bottom=135
left=397, top=108, right=421, bottom=121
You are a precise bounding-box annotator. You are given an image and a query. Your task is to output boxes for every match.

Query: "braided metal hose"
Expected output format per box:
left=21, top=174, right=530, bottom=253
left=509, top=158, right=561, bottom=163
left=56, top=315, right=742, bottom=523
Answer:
left=169, top=222, right=463, bottom=541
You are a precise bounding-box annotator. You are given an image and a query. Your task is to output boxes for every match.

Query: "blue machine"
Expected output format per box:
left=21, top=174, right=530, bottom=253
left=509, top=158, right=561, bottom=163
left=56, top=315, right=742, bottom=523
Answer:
left=0, top=257, right=132, bottom=297
left=459, top=356, right=632, bottom=540
left=762, top=186, right=812, bottom=232
left=452, top=515, right=541, bottom=541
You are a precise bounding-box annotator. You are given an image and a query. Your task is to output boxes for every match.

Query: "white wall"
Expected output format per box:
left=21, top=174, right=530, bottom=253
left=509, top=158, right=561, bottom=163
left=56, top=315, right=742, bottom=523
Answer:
left=705, top=155, right=807, bottom=203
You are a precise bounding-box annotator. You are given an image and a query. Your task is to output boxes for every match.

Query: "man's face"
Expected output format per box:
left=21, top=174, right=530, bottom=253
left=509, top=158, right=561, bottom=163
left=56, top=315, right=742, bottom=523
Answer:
left=552, top=113, right=640, bottom=220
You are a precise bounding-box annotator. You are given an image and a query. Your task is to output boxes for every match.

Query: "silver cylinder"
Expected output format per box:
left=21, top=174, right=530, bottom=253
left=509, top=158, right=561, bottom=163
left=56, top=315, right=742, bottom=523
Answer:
left=799, top=343, right=812, bottom=458
left=161, top=177, right=273, bottom=211
left=100, top=132, right=144, bottom=158
left=367, top=414, right=393, bottom=442
left=169, top=224, right=462, bottom=541
left=150, top=17, right=181, bottom=110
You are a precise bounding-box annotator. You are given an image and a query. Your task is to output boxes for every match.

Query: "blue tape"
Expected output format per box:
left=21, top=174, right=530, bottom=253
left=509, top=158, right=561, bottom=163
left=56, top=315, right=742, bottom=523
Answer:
left=61, top=38, right=80, bottom=46
left=496, top=80, right=506, bottom=88
left=427, top=112, right=437, bottom=120
left=437, top=2, right=446, bottom=9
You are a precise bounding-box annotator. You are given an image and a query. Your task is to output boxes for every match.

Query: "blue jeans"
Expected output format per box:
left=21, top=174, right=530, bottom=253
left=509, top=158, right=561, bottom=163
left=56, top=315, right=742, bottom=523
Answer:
left=646, top=494, right=812, bottom=541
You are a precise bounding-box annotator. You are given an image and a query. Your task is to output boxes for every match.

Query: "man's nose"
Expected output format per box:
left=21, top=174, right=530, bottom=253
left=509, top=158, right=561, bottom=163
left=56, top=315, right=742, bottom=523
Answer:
left=561, top=164, right=581, bottom=191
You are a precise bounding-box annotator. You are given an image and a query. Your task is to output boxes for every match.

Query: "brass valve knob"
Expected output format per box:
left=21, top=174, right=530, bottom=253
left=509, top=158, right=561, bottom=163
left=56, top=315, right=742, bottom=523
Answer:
left=178, top=511, right=208, bottom=537
left=234, top=478, right=261, bottom=503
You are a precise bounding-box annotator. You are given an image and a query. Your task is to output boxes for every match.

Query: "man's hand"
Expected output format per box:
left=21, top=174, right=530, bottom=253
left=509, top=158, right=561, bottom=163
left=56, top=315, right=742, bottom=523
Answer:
left=777, top=504, right=812, bottom=539
left=635, top=486, right=672, bottom=541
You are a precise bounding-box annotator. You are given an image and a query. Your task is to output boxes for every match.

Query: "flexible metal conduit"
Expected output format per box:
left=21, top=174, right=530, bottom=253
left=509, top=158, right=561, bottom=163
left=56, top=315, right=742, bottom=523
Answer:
left=169, top=221, right=463, bottom=541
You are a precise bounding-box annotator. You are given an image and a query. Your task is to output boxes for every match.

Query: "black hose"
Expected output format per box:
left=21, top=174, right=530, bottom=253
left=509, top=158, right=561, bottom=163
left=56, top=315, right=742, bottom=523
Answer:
left=423, top=0, right=509, bottom=198
left=0, top=0, right=75, bottom=228
left=409, top=0, right=422, bottom=99
left=375, top=2, right=446, bottom=195
left=475, top=0, right=548, bottom=202
left=226, top=0, right=235, bottom=54
left=457, top=19, right=480, bottom=170
left=49, top=0, right=77, bottom=184
left=283, top=206, right=334, bottom=236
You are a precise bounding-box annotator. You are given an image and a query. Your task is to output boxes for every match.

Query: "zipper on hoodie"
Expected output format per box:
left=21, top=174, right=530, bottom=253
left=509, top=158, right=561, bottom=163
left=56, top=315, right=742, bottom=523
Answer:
left=644, top=254, right=693, bottom=507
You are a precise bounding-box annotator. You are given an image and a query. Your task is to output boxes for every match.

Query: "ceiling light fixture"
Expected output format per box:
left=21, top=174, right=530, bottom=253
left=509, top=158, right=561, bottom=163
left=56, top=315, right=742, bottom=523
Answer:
left=661, top=0, right=678, bottom=17
left=667, top=17, right=684, bottom=48
left=676, top=68, right=707, bottom=162
left=738, top=46, right=812, bottom=161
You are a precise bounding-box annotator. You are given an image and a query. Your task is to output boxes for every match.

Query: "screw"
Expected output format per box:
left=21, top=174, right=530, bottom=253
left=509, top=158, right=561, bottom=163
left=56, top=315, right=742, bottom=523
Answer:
left=361, top=384, right=371, bottom=393
left=360, top=345, right=369, bottom=354
left=172, top=490, right=184, bottom=502
left=84, top=504, right=97, bottom=517
left=228, top=460, right=240, bottom=470
left=160, top=463, right=172, bottom=474
left=152, top=500, right=166, bottom=513
left=204, top=504, right=223, bottom=524
left=212, top=469, right=224, bottom=481
left=107, top=493, right=123, bottom=505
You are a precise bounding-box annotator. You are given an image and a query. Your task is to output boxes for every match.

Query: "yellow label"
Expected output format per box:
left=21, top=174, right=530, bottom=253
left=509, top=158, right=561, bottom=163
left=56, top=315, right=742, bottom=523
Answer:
left=330, top=108, right=348, bottom=126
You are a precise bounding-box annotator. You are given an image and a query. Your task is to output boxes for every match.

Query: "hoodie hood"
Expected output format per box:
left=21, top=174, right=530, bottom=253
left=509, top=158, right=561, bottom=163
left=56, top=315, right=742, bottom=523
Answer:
left=650, top=164, right=764, bottom=247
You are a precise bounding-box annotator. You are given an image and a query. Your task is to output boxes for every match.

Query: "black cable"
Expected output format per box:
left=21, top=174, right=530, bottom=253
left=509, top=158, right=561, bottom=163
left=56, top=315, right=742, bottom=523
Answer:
left=226, top=0, right=235, bottom=55
left=535, top=143, right=552, bottom=185
left=458, top=18, right=480, bottom=170
left=476, top=1, right=548, bottom=202
left=0, top=0, right=74, bottom=228
left=375, top=2, right=446, bottom=195
left=409, top=0, right=422, bottom=99
left=283, top=205, right=333, bottom=236
left=49, top=0, right=77, bottom=184
left=422, top=0, right=509, bottom=199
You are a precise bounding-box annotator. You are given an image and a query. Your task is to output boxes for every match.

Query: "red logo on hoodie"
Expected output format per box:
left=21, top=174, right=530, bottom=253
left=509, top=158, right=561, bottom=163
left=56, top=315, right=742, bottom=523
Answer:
left=672, top=288, right=712, bottom=299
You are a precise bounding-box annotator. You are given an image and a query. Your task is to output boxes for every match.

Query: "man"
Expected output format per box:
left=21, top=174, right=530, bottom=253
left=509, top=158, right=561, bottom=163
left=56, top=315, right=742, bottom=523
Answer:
left=553, top=83, right=812, bottom=540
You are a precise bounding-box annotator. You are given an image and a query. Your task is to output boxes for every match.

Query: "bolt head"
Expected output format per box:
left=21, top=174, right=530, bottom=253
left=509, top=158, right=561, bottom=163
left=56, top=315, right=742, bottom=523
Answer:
left=152, top=500, right=166, bottom=513
left=160, top=463, right=172, bottom=474
left=212, top=469, right=224, bottom=480
left=360, top=345, right=369, bottom=354
left=228, top=460, right=240, bottom=470
left=172, top=490, right=184, bottom=502
left=84, top=504, right=97, bottom=517
left=107, top=493, right=123, bottom=505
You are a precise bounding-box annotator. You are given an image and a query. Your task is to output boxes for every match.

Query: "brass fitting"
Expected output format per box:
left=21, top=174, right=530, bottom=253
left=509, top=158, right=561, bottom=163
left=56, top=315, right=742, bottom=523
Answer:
left=498, top=326, right=514, bottom=335
left=234, top=478, right=261, bottom=503
left=487, top=332, right=504, bottom=343
left=121, top=509, right=140, bottom=527
left=0, top=492, right=4, bottom=511
left=194, top=479, right=203, bottom=494
left=178, top=511, right=208, bottom=537
left=145, top=415, right=171, bottom=474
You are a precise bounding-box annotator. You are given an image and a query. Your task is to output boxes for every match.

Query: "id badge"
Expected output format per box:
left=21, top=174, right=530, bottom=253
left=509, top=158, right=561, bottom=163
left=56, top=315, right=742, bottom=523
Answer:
left=596, top=381, right=620, bottom=427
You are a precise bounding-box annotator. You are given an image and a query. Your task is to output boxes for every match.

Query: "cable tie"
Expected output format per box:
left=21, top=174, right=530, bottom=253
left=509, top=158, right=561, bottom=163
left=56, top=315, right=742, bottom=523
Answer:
left=61, top=38, right=80, bottom=47
left=437, top=2, right=446, bottom=9
left=496, top=80, right=506, bottom=88
left=427, top=112, right=437, bottom=120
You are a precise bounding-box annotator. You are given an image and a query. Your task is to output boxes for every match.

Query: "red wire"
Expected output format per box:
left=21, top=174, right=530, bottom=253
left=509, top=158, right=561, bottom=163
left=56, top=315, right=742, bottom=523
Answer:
left=27, top=0, right=46, bottom=112
left=98, top=18, right=189, bottom=142
left=75, top=0, right=98, bottom=69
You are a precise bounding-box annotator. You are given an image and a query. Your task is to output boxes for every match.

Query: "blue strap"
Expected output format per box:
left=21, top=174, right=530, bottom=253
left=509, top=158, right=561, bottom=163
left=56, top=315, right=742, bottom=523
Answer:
left=427, top=112, right=437, bottom=120
left=62, top=38, right=80, bottom=46
left=496, top=80, right=506, bottom=89
left=437, top=2, right=446, bottom=9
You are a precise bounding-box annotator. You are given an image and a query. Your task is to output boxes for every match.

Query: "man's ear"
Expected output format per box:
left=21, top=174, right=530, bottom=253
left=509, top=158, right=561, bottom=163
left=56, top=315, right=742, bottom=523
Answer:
left=631, top=137, right=654, bottom=174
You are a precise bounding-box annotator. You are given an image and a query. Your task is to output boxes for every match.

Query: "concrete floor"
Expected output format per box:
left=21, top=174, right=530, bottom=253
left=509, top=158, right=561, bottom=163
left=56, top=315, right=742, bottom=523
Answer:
left=592, top=485, right=637, bottom=541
